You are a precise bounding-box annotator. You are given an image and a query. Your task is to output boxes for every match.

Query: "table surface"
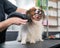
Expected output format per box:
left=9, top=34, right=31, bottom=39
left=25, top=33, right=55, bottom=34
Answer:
left=0, top=40, right=60, bottom=48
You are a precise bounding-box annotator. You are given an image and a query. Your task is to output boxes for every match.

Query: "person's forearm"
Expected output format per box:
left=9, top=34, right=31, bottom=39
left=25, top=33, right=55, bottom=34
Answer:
left=0, top=18, right=13, bottom=32
left=0, top=17, right=27, bottom=32
left=16, top=8, right=26, bottom=14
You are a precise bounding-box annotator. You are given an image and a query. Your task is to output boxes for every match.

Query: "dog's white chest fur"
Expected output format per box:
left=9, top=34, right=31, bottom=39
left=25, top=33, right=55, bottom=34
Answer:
left=17, top=19, right=44, bottom=44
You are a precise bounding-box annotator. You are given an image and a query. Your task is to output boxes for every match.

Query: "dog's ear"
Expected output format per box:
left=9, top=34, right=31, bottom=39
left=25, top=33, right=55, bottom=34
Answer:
left=39, top=6, right=46, bottom=19
left=39, top=9, right=45, bottom=20
left=26, top=7, right=36, bottom=16
left=41, top=10, right=45, bottom=19
left=26, top=10, right=32, bottom=17
left=29, top=7, right=36, bottom=12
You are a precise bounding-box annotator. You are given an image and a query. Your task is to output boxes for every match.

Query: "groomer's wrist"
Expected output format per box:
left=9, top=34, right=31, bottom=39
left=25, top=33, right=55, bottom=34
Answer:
left=0, top=18, right=14, bottom=28
left=5, top=18, right=14, bottom=26
left=7, top=18, right=16, bottom=25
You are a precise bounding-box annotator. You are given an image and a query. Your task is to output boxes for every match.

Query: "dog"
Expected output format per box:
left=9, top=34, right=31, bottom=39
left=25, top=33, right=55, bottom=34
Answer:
left=17, top=7, right=45, bottom=44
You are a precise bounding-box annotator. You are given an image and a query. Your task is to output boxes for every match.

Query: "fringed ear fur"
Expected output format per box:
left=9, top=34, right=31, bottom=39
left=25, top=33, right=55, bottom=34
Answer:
left=26, top=7, right=36, bottom=16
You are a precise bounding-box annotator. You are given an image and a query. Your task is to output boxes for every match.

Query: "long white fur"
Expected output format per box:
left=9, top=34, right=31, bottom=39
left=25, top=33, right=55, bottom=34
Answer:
left=17, top=19, right=44, bottom=44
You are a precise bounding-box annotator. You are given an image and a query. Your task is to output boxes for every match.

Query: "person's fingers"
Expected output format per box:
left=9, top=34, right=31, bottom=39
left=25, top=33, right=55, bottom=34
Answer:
left=15, top=20, right=27, bottom=25
left=20, top=20, right=28, bottom=24
left=10, top=17, right=28, bottom=25
left=15, top=19, right=27, bottom=25
left=20, top=20, right=28, bottom=22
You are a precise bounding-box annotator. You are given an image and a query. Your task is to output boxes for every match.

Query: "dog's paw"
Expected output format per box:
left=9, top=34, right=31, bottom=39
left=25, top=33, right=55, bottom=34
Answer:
left=30, top=40, right=36, bottom=44
left=40, top=39, right=44, bottom=42
left=21, top=41, right=26, bottom=44
left=17, top=37, right=21, bottom=42
left=17, top=40, right=21, bottom=42
left=17, top=38, right=21, bottom=42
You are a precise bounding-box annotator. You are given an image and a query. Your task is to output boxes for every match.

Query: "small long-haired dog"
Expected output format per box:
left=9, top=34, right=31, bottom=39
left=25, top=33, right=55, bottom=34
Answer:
left=17, top=7, right=45, bottom=44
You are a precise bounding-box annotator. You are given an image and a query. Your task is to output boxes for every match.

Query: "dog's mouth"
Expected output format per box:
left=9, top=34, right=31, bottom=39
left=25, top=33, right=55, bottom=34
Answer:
left=32, top=9, right=42, bottom=21
left=32, top=14, right=41, bottom=21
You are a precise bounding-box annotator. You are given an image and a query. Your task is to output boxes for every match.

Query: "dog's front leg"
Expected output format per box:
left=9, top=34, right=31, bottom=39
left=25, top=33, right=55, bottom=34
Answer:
left=39, top=32, right=44, bottom=41
left=21, top=31, right=28, bottom=44
left=17, top=32, right=22, bottom=42
left=29, top=32, right=36, bottom=44
left=17, top=26, right=22, bottom=42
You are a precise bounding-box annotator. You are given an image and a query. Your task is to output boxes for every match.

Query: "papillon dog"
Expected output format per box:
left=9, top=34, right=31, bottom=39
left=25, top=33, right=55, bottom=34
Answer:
left=17, top=7, right=45, bottom=44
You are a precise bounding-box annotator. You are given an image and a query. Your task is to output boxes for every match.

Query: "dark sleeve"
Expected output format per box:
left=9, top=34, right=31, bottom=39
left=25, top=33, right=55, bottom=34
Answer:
left=3, top=0, right=17, bottom=14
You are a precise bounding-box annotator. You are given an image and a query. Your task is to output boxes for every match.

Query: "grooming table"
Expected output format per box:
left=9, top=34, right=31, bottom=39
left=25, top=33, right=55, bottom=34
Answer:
left=0, top=40, right=60, bottom=48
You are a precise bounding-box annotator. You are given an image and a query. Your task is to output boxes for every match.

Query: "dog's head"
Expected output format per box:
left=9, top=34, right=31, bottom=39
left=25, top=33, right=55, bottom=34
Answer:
left=26, top=7, right=45, bottom=21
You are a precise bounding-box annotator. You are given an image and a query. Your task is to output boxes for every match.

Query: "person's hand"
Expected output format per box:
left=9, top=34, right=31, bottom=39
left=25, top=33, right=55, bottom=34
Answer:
left=0, top=17, right=27, bottom=32
left=9, top=17, right=28, bottom=25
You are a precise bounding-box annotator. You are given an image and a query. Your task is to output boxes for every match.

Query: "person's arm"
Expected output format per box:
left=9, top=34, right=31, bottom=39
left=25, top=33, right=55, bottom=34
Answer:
left=0, top=0, right=27, bottom=32
left=0, top=17, right=27, bottom=32
left=16, top=8, right=26, bottom=14
left=4, top=0, right=27, bottom=14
